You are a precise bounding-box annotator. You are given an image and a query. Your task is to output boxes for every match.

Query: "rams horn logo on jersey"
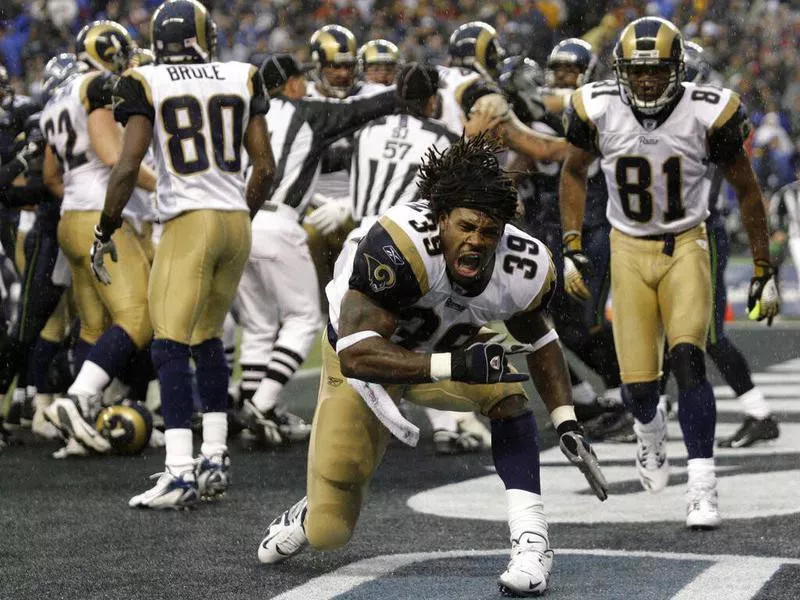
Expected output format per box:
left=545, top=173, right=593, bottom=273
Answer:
left=364, top=254, right=397, bottom=293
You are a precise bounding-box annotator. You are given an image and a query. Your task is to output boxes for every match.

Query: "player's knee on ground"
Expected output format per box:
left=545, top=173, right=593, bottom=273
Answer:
left=669, top=342, right=706, bottom=391
left=306, top=485, right=363, bottom=551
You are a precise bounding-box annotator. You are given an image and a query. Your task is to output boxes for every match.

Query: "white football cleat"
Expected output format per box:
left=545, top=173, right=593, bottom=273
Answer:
left=633, top=408, right=669, bottom=493
left=258, top=497, right=309, bottom=564
left=498, top=532, right=554, bottom=597
left=45, top=397, right=111, bottom=453
left=686, top=476, right=721, bottom=530
left=52, top=437, right=90, bottom=459
left=129, top=468, right=199, bottom=510
left=195, top=451, right=231, bottom=500
left=32, top=407, right=60, bottom=440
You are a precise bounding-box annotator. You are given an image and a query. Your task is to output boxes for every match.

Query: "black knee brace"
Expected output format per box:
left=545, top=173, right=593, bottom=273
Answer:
left=669, top=343, right=706, bottom=390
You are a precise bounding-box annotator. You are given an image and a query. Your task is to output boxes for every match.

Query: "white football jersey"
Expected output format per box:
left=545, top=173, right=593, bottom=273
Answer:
left=327, top=201, right=555, bottom=353
left=350, top=113, right=457, bottom=222
left=113, top=62, right=269, bottom=221
left=569, top=81, right=744, bottom=236
left=40, top=72, right=113, bottom=213
left=434, top=66, right=483, bottom=136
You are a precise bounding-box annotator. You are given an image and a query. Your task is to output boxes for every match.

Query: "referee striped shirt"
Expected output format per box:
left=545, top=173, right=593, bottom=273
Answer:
left=350, top=113, right=457, bottom=222
left=264, top=88, right=397, bottom=216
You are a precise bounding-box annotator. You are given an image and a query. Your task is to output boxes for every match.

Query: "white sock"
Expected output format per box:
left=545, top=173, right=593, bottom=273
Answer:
left=200, top=412, right=228, bottom=457
left=572, top=381, right=596, bottom=406
left=687, top=457, right=715, bottom=483
left=68, top=361, right=111, bottom=397
left=738, top=387, right=770, bottom=420
left=635, top=407, right=665, bottom=432
left=507, top=489, right=549, bottom=550
left=165, top=428, right=194, bottom=474
left=34, top=393, right=53, bottom=410
left=601, top=387, right=622, bottom=408
left=252, top=377, right=282, bottom=413
left=425, top=408, right=458, bottom=432
left=26, top=385, right=37, bottom=400
left=12, top=387, right=25, bottom=404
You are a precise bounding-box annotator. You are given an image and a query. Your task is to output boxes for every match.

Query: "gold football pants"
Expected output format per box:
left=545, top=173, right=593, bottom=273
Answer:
left=149, top=209, right=250, bottom=345
left=57, top=211, right=152, bottom=347
left=305, top=330, right=526, bottom=551
left=610, top=225, right=711, bottom=383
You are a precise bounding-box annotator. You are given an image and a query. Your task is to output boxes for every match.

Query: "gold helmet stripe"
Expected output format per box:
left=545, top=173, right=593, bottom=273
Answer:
left=619, top=23, right=637, bottom=58
left=474, top=28, right=493, bottom=70
left=315, top=31, right=339, bottom=62
left=194, top=1, right=207, bottom=56
left=84, top=25, right=111, bottom=71
left=364, top=44, right=381, bottom=63
left=655, top=21, right=680, bottom=58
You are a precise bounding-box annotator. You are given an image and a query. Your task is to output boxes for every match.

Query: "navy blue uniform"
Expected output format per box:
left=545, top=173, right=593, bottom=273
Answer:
left=0, top=94, right=41, bottom=265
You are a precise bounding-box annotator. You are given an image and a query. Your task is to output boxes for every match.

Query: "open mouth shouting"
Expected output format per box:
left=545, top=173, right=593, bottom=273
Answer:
left=455, top=251, right=483, bottom=279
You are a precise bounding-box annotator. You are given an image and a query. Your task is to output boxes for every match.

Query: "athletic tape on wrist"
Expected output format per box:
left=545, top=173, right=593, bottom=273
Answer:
left=550, top=405, right=577, bottom=430
left=429, top=353, right=452, bottom=382
left=335, top=330, right=382, bottom=354
left=530, top=329, right=559, bottom=353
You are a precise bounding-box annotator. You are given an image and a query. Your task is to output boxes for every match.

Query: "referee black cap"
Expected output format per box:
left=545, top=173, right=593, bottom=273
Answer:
left=396, top=62, right=440, bottom=103
left=261, top=54, right=312, bottom=94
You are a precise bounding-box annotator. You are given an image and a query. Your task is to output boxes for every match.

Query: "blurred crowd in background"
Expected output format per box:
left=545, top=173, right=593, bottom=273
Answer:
left=2, top=0, right=800, bottom=197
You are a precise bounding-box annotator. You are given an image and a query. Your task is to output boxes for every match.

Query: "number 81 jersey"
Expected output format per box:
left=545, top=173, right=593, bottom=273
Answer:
left=565, top=80, right=749, bottom=236
left=327, top=201, right=556, bottom=353
left=113, top=61, right=269, bottom=221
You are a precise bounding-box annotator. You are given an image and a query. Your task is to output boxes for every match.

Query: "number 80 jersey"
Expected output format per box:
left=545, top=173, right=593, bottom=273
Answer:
left=565, top=81, right=749, bottom=236
left=113, top=61, right=269, bottom=221
left=327, top=201, right=556, bottom=353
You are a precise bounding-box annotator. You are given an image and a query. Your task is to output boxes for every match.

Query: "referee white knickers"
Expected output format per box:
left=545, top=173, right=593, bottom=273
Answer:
left=234, top=204, right=323, bottom=401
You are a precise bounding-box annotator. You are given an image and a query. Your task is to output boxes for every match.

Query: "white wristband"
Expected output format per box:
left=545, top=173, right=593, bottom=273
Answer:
left=429, top=353, right=452, bottom=382
left=336, top=330, right=382, bottom=354
left=550, top=405, right=577, bottom=430
left=530, top=329, right=559, bottom=353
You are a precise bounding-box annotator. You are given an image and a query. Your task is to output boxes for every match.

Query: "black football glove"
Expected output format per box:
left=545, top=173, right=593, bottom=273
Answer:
left=747, top=260, right=780, bottom=325
left=451, top=342, right=529, bottom=384
left=557, top=420, right=608, bottom=501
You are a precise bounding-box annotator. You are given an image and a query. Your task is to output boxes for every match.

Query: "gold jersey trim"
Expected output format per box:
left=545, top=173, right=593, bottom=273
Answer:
left=378, top=215, right=430, bottom=295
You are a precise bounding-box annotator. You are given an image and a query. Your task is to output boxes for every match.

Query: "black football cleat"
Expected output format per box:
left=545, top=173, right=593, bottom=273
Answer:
left=718, top=416, right=779, bottom=448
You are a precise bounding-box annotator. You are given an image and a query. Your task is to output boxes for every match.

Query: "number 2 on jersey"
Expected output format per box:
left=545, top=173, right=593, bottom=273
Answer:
left=161, top=94, right=244, bottom=175
left=616, top=156, right=683, bottom=223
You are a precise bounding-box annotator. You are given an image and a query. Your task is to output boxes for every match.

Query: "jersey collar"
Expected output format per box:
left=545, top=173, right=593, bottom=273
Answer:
left=631, top=85, right=685, bottom=131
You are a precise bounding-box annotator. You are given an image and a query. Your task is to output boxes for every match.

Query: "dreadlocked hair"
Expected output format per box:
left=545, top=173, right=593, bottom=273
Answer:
left=416, top=133, right=518, bottom=224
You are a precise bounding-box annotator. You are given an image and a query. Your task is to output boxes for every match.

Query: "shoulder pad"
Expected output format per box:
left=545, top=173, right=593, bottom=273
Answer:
left=80, top=71, right=116, bottom=113
left=348, top=203, right=442, bottom=310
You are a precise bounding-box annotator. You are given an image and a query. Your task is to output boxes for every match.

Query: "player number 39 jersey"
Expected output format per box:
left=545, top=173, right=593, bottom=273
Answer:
left=113, top=61, right=269, bottom=221
left=565, top=81, right=748, bottom=236
left=327, top=201, right=556, bottom=353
